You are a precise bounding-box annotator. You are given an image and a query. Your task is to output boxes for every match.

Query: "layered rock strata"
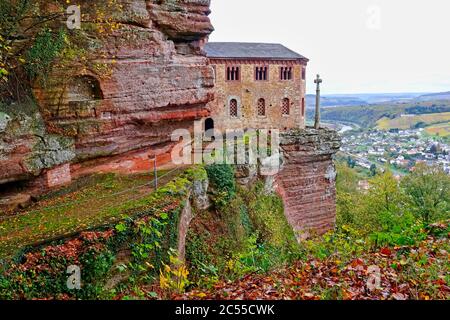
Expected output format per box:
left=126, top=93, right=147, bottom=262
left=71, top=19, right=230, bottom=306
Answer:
left=0, top=0, right=214, bottom=198
left=276, top=128, right=342, bottom=239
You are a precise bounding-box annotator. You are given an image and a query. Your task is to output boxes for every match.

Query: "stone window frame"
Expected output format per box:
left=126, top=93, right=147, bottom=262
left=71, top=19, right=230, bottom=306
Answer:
left=280, top=66, right=293, bottom=81
left=281, top=97, right=290, bottom=116
left=255, top=65, right=269, bottom=81
left=227, top=96, right=242, bottom=118
left=302, top=66, right=306, bottom=81
left=226, top=65, right=241, bottom=82
left=257, top=98, right=267, bottom=117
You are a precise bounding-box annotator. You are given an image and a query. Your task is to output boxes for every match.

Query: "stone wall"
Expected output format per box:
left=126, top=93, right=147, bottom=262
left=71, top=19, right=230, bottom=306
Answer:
left=208, top=59, right=307, bottom=132
left=275, top=128, right=342, bottom=239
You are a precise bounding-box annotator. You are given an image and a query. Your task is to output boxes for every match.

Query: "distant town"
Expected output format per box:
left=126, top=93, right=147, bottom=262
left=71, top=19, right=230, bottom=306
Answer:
left=306, top=92, right=450, bottom=179
left=338, top=126, right=450, bottom=178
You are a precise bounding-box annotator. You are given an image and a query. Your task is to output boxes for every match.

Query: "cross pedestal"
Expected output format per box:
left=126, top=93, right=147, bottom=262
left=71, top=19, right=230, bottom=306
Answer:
left=314, top=74, right=322, bottom=129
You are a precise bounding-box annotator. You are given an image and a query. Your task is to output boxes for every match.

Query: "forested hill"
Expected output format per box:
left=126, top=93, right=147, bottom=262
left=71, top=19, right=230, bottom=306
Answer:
left=305, top=92, right=430, bottom=108
left=416, top=92, right=450, bottom=101
left=306, top=95, right=366, bottom=107
left=307, top=100, right=450, bottom=128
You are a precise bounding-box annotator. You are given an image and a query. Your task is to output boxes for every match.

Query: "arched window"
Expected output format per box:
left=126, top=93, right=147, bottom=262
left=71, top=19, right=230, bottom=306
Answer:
left=255, top=66, right=268, bottom=81
left=282, top=98, right=290, bottom=115
left=280, top=67, right=293, bottom=80
left=226, top=66, right=240, bottom=81
left=257, top=98, right=266, bottom=116
left=229, top=99, right=238, bottom=118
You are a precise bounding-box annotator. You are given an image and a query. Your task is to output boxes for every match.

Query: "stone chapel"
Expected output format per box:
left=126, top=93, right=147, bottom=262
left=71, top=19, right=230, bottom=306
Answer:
left=204, top=42, right=309, bottom=132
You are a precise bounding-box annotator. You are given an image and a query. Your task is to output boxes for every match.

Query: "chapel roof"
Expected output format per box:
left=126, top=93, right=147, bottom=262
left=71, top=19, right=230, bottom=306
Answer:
left=205, top=42, right=308, bottom=61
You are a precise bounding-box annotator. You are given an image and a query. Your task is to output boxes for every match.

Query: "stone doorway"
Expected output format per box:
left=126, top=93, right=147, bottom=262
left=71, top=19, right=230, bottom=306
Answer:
left=205, top=118, right=215, bottom=132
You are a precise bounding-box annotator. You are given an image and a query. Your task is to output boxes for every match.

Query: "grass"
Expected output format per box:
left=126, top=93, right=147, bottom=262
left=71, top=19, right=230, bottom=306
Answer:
left=0, top=170, right=182, bottom=259
left=424, top=122, right=450, bottom=137
left=377, top=112, right=450, bottom=130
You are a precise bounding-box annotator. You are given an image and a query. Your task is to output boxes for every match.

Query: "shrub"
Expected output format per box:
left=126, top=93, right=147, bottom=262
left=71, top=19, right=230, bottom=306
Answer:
left=304, top=224, right=367, bottom=262
left=335, top=162, right=448, bottom=248
left=0, top=167, right=207, bottom=299
left=243, top=182, right=297, bottom=248
left=401, top=163, right=450, bottom=223
left=205, top=164, right=236, bottom=209
left=25, top=28, right=66, bottom=83
left=159, top=249, right=190, bottom=298
left=185, top=231, right=218, bottom=289
left=367, top=209, right=428, bottom=247
left=227, top=234, right=302, bottom=278
left=186, top=179, right=302, bottom=288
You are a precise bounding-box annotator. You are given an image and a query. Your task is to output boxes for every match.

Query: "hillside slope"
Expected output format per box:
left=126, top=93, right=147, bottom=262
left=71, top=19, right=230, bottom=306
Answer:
left=312, top=100, right=450, bottom=128
left=180, top=226, right=449, bottom=300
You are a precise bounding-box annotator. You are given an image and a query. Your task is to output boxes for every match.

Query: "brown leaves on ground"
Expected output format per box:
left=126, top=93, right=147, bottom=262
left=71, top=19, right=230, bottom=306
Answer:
left=16, top=230, right=114, bottom=273
left=177, top=235, right=449, bottom=300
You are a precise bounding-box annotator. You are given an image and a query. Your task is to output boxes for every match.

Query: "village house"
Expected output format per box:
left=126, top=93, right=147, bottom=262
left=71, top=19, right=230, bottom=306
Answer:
left=204, top=42, right=309, bottom=132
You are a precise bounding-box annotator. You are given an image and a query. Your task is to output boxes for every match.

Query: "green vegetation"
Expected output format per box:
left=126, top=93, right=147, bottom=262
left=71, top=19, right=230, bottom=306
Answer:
left=182, top=162, right=449, bottom=300
left=401, top=164, right=450, bottom=223
left=24, top=28, right=66, bottom=83
left=183, top=221, right=449, bottom=300
left=204, top=164, right=237, bottom=209
left=0, top=170, right=181, bottom=259
left=377, top=112, right=450, bottom=130
left=186, top=169, right=300, bottom=289
left=0, top=161, right=448, bottom=300
left=1, top=0, right=122, bottom=103
left=317, top=100, right=450, bottom=128
left=0, top=167, right=207, bottom=300
left=336, top=161, right=449, bottom=238
left=0, top=0, right=65, bottom=101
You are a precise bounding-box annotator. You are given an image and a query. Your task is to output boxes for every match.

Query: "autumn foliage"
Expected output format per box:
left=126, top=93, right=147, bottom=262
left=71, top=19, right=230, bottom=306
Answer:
left=179, top=222, right=449, bottom=300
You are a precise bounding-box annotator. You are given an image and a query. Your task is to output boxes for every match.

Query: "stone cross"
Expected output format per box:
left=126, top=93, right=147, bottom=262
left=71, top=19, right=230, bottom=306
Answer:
left=314, top=74, right=322, bottom=129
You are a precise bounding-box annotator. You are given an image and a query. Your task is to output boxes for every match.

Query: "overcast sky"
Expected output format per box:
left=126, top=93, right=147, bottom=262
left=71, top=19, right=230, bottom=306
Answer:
left=209, top=0, right=450, bottom=95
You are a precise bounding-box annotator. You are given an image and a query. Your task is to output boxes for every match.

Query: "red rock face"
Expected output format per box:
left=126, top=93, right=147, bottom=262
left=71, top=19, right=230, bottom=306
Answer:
left=0, top=0, right=214, bottom=191
left=46, top=164, right=72, bottom=188
left=276, top=129, right=342, bottom=239
left=42, top=0, right=215, bottom=162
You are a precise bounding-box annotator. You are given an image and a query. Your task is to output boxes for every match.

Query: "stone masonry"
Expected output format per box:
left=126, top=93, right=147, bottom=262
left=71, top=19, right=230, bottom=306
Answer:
left=205, top=43, right=308, bottom=132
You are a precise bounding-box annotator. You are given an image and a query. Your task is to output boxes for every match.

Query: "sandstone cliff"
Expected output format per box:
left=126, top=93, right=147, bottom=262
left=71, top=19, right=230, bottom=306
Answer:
left=0, top=0, right=214, bottom=191
left=277, top=128, right=342, bottom=239
left=233, top=128, right=342, bottom=239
